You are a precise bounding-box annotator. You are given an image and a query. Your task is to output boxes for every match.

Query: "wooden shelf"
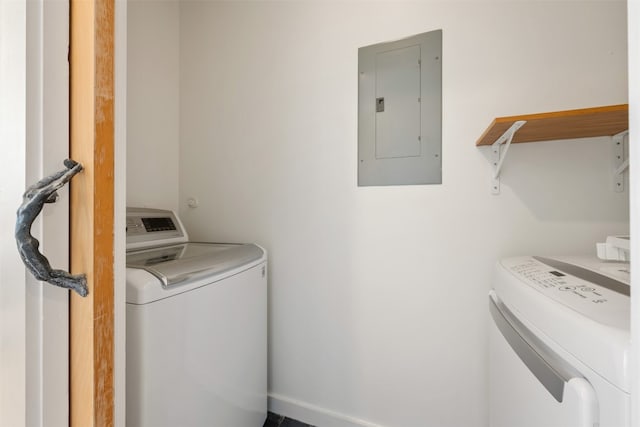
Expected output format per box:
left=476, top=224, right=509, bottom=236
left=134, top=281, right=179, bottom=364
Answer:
left=475, top=104, right=629, bottom=146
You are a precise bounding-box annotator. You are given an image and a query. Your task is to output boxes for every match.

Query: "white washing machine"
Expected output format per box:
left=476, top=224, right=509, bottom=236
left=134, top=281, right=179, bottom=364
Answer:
left=489, top=256, right=630, bottom=427
left=125, top=207, right=267, bottom=427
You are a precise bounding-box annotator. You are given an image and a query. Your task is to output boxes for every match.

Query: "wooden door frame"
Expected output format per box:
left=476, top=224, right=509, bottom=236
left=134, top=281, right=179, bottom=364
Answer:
left=70, top=0, right=115, bottom=425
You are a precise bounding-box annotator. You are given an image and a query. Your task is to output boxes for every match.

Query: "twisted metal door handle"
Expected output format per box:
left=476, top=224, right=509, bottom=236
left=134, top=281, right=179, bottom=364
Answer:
left=15, top=159, right=88, bottom=297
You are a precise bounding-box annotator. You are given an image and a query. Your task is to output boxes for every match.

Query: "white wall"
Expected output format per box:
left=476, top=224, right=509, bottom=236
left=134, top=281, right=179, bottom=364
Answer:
left=177, top=2, right=629, bottom=426
left=115, top=1, right=128, bottom=425
left=0, top=1, right=27, bottom=424
left=127, top=0, right=180, bottom=211
left=628, top=0, right=639, bottom=424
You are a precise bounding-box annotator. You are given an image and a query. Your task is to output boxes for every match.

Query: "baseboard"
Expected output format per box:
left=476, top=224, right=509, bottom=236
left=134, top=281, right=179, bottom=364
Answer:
left=268, top=393, right=386, bottom=427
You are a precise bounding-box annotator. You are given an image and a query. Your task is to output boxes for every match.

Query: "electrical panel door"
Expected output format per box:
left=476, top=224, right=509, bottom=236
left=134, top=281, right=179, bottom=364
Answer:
left=375, top=45, right=421, bottom=160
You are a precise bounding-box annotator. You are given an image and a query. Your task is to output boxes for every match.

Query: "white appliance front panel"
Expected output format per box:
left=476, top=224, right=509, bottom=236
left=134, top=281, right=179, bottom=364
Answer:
left=494, top=256, right=630, bottom=393
left=489, top=292, right=630, bottom=427
left=126, top=262, right=267, bottom=427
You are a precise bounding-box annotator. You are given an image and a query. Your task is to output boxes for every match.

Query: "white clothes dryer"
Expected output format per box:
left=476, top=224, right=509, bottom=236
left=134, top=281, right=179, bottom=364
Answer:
left=489, top=256, right=630, bottom=427
left=125, top=208, right=267, bottom=427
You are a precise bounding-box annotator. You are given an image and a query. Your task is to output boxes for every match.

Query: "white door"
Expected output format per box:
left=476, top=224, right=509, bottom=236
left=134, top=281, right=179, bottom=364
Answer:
left=1, top=0, right=70, bottom=425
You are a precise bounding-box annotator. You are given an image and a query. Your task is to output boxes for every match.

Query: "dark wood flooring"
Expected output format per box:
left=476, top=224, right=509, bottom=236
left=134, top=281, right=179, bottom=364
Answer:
left=263, top=411, right=315, bottom=427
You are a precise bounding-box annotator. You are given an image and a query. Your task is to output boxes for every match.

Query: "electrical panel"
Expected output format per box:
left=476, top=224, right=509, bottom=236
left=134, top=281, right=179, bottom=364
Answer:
left=358, top=30, right=442, bottom=186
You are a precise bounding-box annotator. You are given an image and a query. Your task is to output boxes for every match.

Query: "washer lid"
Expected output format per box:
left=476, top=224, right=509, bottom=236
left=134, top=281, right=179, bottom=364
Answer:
left=127, top=242, right=264, bottom=287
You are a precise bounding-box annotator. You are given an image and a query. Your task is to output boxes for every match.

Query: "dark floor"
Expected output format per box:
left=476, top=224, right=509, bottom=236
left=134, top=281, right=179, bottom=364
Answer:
left=263, top=411, right=315, bottom=427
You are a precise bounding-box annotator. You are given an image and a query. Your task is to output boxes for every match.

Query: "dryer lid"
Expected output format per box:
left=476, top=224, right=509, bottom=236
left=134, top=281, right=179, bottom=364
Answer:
left=126, top=242, right=264, bottom=287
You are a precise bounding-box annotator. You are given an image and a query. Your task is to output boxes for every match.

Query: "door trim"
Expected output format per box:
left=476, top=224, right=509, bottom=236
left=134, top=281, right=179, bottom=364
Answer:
left=70, top=0, right=115, bottom=425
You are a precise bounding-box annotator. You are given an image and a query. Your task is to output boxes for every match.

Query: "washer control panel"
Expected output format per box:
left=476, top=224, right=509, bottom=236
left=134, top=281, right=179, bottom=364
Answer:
left=126, top=208, right=187, bottom=250
left=499, top=256, right=630, bottom=328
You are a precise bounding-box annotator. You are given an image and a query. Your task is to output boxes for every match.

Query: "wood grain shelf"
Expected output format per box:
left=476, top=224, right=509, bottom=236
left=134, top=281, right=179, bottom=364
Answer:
left=475, top=104, right=629, bottom=146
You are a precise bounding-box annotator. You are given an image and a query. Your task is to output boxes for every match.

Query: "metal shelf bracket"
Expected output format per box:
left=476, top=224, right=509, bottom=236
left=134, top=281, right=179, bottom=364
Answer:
left=613, top=130, right=629, bottom=193
left=491, top=120, right=526, bottom=194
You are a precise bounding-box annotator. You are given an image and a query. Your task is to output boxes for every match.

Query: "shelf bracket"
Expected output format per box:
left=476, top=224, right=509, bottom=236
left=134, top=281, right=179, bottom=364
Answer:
left=491, top=120, right=526, bottom=194
left=613, top=130, right=629, bottom=192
